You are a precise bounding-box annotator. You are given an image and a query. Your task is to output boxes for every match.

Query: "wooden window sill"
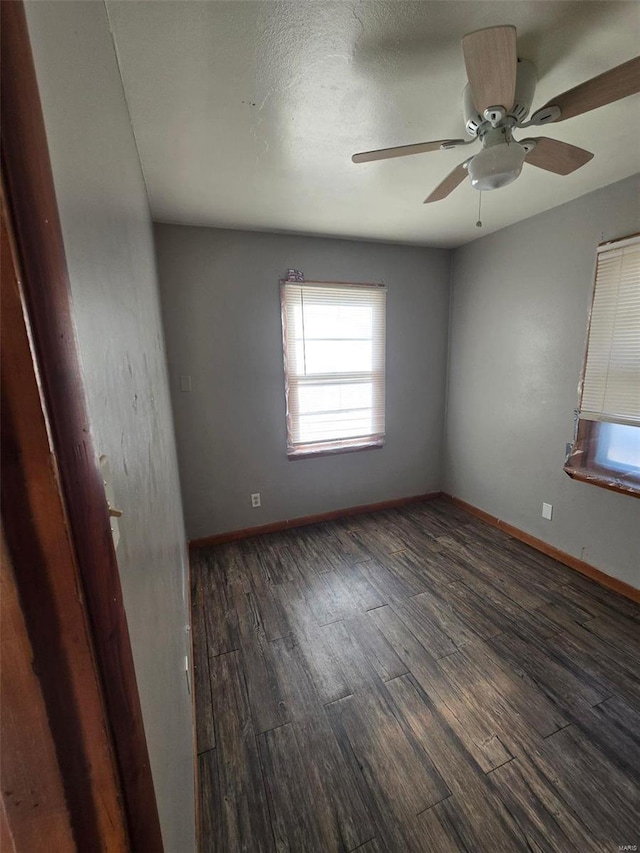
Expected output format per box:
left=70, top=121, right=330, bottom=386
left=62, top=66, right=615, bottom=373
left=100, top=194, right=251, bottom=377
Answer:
left=564, top=465, right=640, bottom=498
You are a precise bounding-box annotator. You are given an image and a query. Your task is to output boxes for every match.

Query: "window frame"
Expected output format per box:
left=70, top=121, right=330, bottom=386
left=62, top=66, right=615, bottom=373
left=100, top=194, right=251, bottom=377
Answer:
left=564, top=232, right=640, bottom=498
left=280, top=279, right=386, bottom=460
left=565, top=419, right=640, bottom=497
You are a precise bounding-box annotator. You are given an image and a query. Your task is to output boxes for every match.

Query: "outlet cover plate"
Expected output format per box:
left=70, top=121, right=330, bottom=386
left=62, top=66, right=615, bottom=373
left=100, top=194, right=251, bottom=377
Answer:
left=542, top=502, right=553, bottom=520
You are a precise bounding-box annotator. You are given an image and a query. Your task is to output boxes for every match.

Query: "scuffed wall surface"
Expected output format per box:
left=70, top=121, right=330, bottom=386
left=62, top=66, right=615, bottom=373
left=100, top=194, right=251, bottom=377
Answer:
left=155, top=225, right=451, bottom=539
left=445, top=176, right=640, bottom=589
left=25, top=3, right=195, bottom=850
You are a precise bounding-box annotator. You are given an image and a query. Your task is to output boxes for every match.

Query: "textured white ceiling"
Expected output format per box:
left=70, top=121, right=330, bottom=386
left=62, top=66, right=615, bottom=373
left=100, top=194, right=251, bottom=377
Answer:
left=106, top=1, right=640, bottom=247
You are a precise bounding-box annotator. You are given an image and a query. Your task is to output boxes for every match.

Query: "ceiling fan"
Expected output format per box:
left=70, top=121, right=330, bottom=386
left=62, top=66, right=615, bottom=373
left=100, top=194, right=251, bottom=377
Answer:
left=352, top=26, right=640, bottom=203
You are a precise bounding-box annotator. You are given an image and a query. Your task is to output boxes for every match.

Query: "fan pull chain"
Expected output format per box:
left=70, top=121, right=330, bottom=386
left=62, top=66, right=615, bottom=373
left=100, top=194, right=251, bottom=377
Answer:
left=476, top=191, right=483, bottom=228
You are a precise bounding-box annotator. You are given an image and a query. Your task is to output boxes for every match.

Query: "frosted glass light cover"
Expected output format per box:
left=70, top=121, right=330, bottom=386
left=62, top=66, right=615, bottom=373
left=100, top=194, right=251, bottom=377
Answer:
left=468, top=142, right=526, bottom=191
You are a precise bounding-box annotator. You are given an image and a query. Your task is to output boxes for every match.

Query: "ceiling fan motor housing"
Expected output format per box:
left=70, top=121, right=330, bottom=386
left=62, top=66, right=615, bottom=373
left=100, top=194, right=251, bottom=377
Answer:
left=464, top=58, right=537, bottom=136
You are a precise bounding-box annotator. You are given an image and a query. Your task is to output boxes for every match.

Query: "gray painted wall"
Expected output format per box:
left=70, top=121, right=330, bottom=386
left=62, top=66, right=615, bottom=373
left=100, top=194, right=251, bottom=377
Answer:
left=25, top=4, right=195, bottom=850
left=445, top=175, right=640, bottom=589
left=155, top=225, right=451, bottom=539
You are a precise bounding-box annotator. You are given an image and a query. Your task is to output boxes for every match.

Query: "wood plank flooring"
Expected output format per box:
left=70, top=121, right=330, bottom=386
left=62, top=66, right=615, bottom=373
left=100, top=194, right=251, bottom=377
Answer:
left=191, top=498, right=640, bottom=852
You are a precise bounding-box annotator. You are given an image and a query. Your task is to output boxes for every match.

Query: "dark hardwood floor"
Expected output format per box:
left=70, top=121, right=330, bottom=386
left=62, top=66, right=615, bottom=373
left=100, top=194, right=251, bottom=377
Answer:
left=191, top=498, right=640, bottom=852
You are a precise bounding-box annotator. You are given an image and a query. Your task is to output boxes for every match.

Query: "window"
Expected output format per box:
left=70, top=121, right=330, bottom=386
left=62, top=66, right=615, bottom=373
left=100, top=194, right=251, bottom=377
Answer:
left=565, top=234, right=640, bottom=495
left=594, top=422, right=640, bottom=476
left=281, top=280, right=386, bottom=458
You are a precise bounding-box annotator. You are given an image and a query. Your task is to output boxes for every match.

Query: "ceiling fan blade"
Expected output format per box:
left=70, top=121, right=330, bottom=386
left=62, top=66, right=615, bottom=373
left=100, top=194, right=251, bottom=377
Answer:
left=424, top=161, right=468, bottom=203
left=352, top=139, right=467, bottom=164
left=525, top=137, right=594, bottom=175
left=540, top=55, right=640, bottom=122
left=462, top=25, right=517, bottom=115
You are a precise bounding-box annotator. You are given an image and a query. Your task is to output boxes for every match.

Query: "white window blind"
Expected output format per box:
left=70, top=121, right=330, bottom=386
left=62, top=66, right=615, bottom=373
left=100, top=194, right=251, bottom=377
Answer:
left=579, top=235, right=640, bottom=427
left=281, top=281, right=386, bottom=457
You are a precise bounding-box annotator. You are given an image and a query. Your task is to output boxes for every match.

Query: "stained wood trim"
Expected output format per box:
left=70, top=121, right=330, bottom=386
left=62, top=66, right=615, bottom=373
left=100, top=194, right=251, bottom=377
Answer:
left=0, top=799, right=15, bottom=853
left=189, top=492, right=442, bottom=549
left=564, top=464, right=640, bottom=498
left=1, top=4, right=163, bottom=849
left=1, top=528, right=76, bottom=852
left=444, top=494, right=640, bottom=604
left=1, top=181, right=129, bottom=851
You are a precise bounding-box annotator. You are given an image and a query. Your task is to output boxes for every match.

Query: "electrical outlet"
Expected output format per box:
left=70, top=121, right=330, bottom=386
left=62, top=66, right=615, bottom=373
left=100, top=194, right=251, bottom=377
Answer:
left=179, top=375, right=192, bottom=393
left=251, top=492, right=261, bottom=508
left=542, top=502, right=553, bottom=521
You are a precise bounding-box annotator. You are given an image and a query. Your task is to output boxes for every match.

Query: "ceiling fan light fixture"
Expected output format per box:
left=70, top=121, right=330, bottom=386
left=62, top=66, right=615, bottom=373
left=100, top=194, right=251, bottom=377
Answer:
left=468, top=141, right=526, bottom=191
left=351, top=26, right=638, bottom=204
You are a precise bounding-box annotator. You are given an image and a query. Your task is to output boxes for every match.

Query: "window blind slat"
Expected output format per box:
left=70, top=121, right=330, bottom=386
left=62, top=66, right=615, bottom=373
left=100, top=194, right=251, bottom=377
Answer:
left=579, top=237, right=640, bottom=425
left=281, top=281, right=386, bottom=455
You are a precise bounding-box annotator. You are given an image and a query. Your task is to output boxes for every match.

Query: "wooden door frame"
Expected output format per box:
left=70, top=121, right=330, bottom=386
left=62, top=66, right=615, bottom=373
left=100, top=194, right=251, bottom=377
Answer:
left=1, top=3, right=164, bottom=849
